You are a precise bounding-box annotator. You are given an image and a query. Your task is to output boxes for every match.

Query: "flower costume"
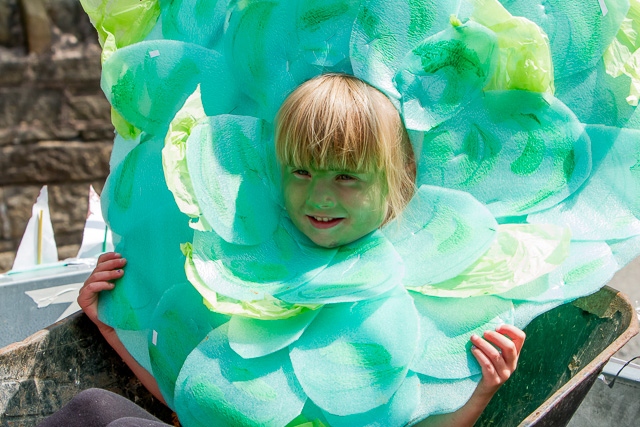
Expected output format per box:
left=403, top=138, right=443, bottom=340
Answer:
left=80, top=0, right=640, bottom=425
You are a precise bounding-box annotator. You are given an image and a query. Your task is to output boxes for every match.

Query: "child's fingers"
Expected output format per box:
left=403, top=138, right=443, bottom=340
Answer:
left=496, top=324, right=526, bottom=353
left=470, top=334, right=508, bottom=375
left=86, top=268, right=124, bottom=285
left=93, top=256, right=126, bottom=273
left=483, top=330, right=518, bottom=369
left=82, top=280, right=116, bottom=294
left=470, top=345, right=501, bottom=388
left=97, top=252, right=120, bottom=264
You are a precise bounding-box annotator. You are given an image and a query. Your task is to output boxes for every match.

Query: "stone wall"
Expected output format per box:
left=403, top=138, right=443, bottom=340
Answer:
left=0, top=0, right=113, bottom=272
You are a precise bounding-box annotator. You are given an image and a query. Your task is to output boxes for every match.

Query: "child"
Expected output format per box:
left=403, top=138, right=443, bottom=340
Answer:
left=50, top=74, right=525, bottom=427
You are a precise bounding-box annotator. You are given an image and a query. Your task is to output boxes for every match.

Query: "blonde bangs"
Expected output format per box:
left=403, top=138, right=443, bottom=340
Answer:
left=276, top=75, right=383, bottom=173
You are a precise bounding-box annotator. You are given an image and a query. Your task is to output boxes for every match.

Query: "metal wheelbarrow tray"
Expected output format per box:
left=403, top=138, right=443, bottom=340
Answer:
left=1, top=286, right=638, bottom=427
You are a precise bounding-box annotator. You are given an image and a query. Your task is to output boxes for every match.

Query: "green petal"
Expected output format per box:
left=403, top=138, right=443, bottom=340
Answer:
left=501, top=0, right=629, bottom=78
left=395, top=20, right=497, bottom=131
left=416, top=90, right=592, bottom=217
left=289, top=287, right=419, bottom=416
left=80, top=0, right=160, bottom=52
left=174, top=324, right=307, bottom=427
left=528, top=126, right=640, bottom=239
left=183, top=241, right=322, bottom=321
left=470, top=0, right=554, bottom=93
left=186, top=116, right=279, bottom=245
left=498, top=241, right=618, bottom=303
left=350, top=0, right=460, bottom=101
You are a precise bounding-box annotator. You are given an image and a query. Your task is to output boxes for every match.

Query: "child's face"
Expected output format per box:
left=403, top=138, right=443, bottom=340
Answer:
left=282, top=165, right=387, bottom=248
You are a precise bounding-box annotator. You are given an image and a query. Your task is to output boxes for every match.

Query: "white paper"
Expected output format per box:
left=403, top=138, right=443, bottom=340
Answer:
left=25, top=282, right=83, bottom=321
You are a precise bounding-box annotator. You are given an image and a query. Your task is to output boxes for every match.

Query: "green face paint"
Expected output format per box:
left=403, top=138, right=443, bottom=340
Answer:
left=282, top=166, right=386, bottom=248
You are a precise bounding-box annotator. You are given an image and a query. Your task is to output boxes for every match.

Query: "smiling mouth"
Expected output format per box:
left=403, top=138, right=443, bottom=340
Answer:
left=307, top=215, right=344, bottom=229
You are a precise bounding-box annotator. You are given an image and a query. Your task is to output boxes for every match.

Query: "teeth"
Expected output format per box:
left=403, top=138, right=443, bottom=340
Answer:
left=314, top=216, right=333, bottom=222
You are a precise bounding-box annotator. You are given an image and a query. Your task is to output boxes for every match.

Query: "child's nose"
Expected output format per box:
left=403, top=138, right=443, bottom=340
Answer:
left=307, top=180, right=335, bottom=209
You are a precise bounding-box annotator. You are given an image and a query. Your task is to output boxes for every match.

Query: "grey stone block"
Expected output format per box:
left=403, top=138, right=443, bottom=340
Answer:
left=0, top=313, right=174, bottom=426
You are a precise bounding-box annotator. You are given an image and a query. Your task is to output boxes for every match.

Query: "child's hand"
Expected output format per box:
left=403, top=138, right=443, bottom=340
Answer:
left=470, top=324, right=526, bottom=396
left=78, top=252, right=126, bottom=329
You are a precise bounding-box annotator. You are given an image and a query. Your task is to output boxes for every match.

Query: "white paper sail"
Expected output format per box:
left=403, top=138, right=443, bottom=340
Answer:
left=76, top=185, right=114, bottom=259
left=10, top=186, right=59, bottom=273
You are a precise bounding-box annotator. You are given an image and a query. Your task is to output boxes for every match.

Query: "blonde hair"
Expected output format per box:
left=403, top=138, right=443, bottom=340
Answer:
left=275, top=73, right=415, bottom=222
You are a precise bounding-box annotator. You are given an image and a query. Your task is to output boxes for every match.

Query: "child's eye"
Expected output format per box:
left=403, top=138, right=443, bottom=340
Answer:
left=293, top=169, right=310, bottom=177
left=336, top=174, right=357, bottom=181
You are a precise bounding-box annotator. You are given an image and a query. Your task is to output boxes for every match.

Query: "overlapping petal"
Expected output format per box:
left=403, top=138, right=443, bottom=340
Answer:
left=528, top=125, right=640, bottom=239
left=289, top=287, right=419, bottom=416
left=186, top=116, right=280, bottom=245
left=415, top=90, right=592, bottom=217
left=150, top=282, right=230, bottom=407
left=174, top=324, right=307, bottom=427
left=277, top=231, right=404, bottom=304
left=410, top=292, right=514, bottom=378
left=409, top=224, right=571, bottom=297
left=382, top=185, right=497, bottom=287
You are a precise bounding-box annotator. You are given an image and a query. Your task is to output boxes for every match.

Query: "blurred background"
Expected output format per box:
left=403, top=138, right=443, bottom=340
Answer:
left=0, top=0, right=112, bottom=272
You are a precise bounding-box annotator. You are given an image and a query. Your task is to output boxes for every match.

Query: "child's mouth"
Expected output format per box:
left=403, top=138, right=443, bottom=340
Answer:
left=307, top=215, right=343, bottom=229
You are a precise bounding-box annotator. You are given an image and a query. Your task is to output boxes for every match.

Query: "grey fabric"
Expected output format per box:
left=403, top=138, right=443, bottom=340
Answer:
left=107, top=418, right=173, bottom=427
left=37, top=388, right=171, bottom=427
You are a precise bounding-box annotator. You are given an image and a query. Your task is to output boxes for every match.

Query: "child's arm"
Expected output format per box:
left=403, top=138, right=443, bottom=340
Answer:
left=78, top=252, right=167, bottom=405
left=415, top=324, right=526, bottom=427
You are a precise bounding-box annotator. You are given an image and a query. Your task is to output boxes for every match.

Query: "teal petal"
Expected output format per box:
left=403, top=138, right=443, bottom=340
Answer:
left=102, top=40, right=238, bottom=137
left=410, top=292, right=514, bottom=378
left=115, top=328, right=152, bottom=373
left=186, top=116, right=280, bottom=245
left=160, top=0, right=227, bottom=49
left=150, top=282, right=229, bottom=407
left=292, top=0, right=361, bottom=71
left=350, top=0, right=460, bottom=101
left=228, top=308, right=321, bottom=359
left=224, top=1, right=306, bottom=120
left=277, top=231, right=404, bottom=304
left=555, top=59, right=639, bottom=128
left=382, top=185, right=497, bottom=286
left=174, top=324, right=307, bottom=427
left=412, top=373, right=480, bottom=420
left=190, top=219, right=336, bottom=301
left=99, top=136, right=193, bottom=330
left=528, top=126, right=640, bottom=240
left=511, top=300, right=566, bottom=331
left=322, top=372, right=420, bottom=427
left=109, top=132, right=140, bottom=169
left=502, top=0, right=629, bottom=78
left=608, top=234, right=640, bottom=267
left=416, top=90, right=592, bottom=217
left=395, top=20, right=498, bottom=131
left=289, top=287, right=419, bottom=416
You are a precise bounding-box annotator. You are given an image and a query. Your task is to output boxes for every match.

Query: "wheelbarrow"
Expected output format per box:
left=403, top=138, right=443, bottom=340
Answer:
left=0, top=286, right=637, bottom=427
